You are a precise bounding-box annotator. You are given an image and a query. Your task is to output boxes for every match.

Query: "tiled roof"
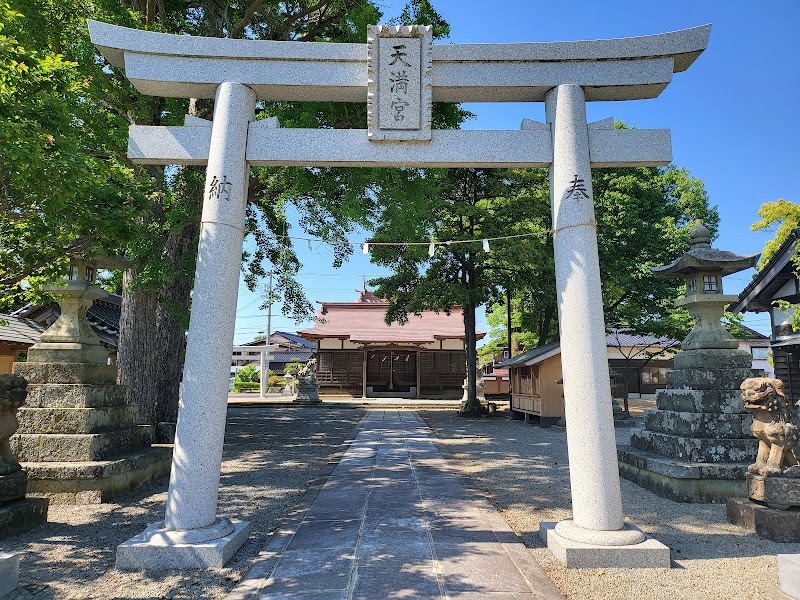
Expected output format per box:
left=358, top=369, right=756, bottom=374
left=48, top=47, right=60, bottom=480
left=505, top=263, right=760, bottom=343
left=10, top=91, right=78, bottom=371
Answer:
left=12, top=295, right=121, bottom=347
left=298, top=295, right=483, bottom=344
left=270, top=351, right=313, bottom=362
left=604, top=331, right=677, bottom=348
left=737, top=324, right=768, bottom=341
left=0, top=314, right=46, bottom=345
left=274, top=331, right=316, bottom=348
left=495, top=331, right=679, bottom=368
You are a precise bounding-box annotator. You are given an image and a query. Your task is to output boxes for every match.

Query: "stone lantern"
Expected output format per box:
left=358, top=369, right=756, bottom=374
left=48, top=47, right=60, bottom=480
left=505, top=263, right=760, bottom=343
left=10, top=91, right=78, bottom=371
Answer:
left=651, top=221, right=759, bottom=351
left=617, top=222, right=762, bottom=503
left=26, top=255, right=128, bottom=365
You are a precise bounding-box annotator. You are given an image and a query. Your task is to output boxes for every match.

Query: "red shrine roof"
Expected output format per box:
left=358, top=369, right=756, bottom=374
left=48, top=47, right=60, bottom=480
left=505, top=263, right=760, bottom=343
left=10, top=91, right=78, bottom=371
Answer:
left=297, top=290, right=485, bottom=344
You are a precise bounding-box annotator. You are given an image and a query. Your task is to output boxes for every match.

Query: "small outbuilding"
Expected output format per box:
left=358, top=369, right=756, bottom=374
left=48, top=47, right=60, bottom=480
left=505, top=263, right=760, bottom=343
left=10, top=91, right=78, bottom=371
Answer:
left=495, top=332, right=678, bottom=426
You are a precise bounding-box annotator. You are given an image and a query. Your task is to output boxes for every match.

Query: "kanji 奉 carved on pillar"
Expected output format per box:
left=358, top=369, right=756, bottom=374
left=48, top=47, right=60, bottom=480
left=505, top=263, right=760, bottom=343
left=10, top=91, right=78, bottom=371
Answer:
left=0, top=374, right=27, bottom=474
left=741, top=377, right=800, bottom=477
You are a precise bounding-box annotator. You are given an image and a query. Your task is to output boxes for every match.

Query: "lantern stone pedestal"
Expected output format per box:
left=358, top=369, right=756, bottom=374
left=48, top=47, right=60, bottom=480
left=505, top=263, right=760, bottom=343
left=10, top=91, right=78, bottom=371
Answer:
left=10, top=262, right=172, bottom=504
left=618, top=223, right=760, bottom=502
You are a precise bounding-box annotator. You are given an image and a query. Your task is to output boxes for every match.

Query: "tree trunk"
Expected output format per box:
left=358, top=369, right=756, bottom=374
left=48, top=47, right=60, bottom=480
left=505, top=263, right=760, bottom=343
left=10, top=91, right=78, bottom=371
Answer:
left=151, top=168, right=204, bottom=438
left=537, top=303, right=555, bottom=346
left=458, top=299, right=481, bottom=417
left=118, top=269, right=159, bottom=426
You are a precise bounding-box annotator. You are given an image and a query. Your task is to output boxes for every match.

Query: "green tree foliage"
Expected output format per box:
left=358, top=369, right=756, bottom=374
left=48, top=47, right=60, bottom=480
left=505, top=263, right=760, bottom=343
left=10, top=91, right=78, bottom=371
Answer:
left=751, top=198, right=800, bottom=330
left=751, top=198, right=800, bottom=269
left=0, top=1, right=148, bottom=310
left=482, top=161, right=717, bottom=357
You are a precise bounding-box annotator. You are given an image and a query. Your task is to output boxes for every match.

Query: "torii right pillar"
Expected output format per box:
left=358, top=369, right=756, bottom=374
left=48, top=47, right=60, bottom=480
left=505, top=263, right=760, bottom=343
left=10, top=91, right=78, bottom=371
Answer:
left=539, top=85, right=671, bottom=567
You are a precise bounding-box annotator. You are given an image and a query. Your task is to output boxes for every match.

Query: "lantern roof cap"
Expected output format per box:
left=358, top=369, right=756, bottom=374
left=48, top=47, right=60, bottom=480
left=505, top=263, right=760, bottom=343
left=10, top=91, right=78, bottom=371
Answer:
left=650, top=221, right=759, bottom=278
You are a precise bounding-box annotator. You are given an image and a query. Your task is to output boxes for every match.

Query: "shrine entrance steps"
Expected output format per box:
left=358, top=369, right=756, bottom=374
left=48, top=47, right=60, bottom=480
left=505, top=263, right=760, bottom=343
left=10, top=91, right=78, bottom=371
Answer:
left=227, top=410, right=562, bottom=600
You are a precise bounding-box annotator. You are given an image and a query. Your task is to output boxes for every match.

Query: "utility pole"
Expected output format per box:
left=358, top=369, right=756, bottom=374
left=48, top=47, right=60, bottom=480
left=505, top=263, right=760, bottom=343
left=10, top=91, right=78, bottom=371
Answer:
left=507, top=286, right=512, bottom=397
left=260, top=271, right=273, bottom=398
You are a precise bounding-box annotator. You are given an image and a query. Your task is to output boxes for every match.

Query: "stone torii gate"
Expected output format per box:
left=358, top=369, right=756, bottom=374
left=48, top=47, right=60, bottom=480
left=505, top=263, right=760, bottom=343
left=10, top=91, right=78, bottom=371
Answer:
left=89, top=20, right=710, bottom=569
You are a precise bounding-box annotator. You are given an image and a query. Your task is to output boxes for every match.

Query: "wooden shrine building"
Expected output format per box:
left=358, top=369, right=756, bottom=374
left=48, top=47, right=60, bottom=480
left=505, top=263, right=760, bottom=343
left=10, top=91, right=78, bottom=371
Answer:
left=298, top=290, right=482, bottom=398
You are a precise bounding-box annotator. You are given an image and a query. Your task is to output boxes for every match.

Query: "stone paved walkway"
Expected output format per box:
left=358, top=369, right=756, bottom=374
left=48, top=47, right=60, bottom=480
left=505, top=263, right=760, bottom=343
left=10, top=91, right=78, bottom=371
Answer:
left=228, top=410, right=562, bottom=600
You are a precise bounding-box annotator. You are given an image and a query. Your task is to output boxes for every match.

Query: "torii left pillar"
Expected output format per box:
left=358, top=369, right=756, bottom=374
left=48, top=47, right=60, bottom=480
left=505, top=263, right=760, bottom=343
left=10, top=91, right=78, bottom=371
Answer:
left=116, top=81, right=256, bottom=569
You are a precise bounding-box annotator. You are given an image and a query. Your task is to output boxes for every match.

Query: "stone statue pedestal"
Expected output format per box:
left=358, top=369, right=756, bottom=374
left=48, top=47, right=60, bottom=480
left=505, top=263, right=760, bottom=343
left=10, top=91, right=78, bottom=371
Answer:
left=0, top=375, right=48, bottom=539
left=295, top=381, right=320, bottom=404
left=0, top=470, right=48, bottom=540
left=0, top=551, right=19, bottom=597
left=726, top=471, right=800, bottom=543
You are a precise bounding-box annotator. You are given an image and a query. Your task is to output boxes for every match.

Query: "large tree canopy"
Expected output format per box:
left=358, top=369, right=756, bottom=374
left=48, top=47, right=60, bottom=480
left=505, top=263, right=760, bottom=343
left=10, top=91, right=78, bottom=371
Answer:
left=2, top=0, right=467, bottom=431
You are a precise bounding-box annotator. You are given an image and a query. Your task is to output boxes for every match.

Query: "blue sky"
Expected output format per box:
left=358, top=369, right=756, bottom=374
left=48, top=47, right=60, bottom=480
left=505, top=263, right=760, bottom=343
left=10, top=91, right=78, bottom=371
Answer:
left=234, top=0, right=799, bottom=343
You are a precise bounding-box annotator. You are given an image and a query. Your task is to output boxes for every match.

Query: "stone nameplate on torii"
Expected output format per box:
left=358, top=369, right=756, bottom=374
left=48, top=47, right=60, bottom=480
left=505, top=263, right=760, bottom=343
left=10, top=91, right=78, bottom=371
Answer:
left=367, top=24, right=432, bottom=140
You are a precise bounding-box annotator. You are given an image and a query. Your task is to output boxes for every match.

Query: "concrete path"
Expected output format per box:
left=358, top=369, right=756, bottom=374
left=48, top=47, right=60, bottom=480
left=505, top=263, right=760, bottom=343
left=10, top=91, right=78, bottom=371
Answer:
left=228, top=410, right=562, bottom=600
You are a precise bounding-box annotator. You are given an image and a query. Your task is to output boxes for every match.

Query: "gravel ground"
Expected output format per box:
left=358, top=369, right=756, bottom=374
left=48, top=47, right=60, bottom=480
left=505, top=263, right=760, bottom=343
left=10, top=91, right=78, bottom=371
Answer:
left=419, top=410, right=800, bottom=600
left=4, top=407, right=364, bottom=600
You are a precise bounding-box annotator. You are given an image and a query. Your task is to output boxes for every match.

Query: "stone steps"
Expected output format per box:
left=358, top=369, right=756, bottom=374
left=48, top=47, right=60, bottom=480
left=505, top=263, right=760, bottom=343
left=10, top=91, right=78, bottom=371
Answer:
left=666, top=367, right=752, bottom=391
left=656, top=388, right=745, bottom=414
left=643, top=409, right=752, bottom=439
left=630, top=429, right=757, bottom=464
left=24, top=383, right=127, bottom=409
left=13, top=362, right=117, bottom=385
left=617, top=446, right=749, bottom=503
left=17, top=405, right=139, bottom=434
left=10, top=426, right=154, bottom=462
left=21, top=446, right=173, bottom=504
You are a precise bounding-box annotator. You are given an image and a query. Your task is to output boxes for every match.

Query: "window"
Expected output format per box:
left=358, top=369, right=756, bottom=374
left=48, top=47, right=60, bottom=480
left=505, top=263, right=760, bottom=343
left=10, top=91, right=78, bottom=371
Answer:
left=85, top=267, right=96, bottom=283
left=687, top=278, right=696, bottom=293
left=233, top=351, right=242, bottom=356
left=640, top=367, right=667, bottom=385
left=751, top=347, right=769, bottom=360
left=703, top=275, right=718, bottom=292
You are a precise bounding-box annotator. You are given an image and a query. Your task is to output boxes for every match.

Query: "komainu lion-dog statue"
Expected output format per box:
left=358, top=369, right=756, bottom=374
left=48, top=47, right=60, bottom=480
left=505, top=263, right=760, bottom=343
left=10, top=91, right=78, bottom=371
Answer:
left=0, top=374, right=28, bottom=474
left=741, top=377, right=800, bottom=477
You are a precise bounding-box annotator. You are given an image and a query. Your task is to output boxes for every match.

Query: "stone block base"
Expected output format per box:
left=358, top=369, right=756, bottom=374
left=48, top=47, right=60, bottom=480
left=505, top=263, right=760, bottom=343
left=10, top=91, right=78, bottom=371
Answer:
left=539, top=522, right=670, bottom=568
left=12, top=425, right=154, bottom=462
left=618, top=446, right=747, bottom=503
left=727, top=498, right=800, bottom=542
left=0, top=471, right=27, bottom=504
left=779, top=554, right=800, bottom=599
left=0, top=551, right=19, bottom=597
left=116, top=519, right=251, bottom=569
left=0, top=498, right=48, bottom=540
left=748, top=473, right=800, bottom=508
left=23, top=446, right=172, bottom=504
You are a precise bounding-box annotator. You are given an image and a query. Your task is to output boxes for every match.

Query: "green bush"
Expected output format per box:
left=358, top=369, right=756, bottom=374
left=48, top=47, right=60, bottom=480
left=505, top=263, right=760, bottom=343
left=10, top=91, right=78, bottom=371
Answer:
left=269, top=375, right=285, bottom=390
left=233, top=381, right=260, bottom=393
left=234, top=364, right=259, bottom=383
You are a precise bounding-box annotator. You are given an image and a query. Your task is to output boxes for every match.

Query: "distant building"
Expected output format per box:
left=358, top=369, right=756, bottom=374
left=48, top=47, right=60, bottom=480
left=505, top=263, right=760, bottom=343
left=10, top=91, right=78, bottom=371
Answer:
left=0, top=314, right=45, bottom=374
left=735, top=324, right=772, bottom=378
left=495, top=332, right=678, bottom=426
left=230, top=331, right=314, bottom=376
left=298, top=290, right=483, bottom=398
left=731, top=228, right=800, bottom=402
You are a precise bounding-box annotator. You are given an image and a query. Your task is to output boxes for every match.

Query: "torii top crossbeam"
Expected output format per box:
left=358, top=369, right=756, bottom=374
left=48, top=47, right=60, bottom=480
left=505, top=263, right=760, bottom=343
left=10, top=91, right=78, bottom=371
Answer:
left=89, top=20, right=708, bottom=103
